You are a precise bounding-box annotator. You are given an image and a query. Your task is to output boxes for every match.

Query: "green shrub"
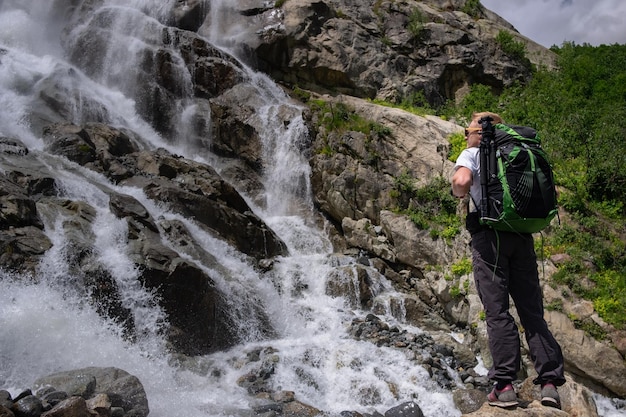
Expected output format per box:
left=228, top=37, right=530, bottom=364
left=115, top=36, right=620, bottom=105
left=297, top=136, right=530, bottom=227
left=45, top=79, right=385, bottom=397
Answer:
left=408, top=210, right=428, bottom=230
left=292, top=86, right=311, bottom=102
left=407, top=8, right=425, bottom=40
left=393, top=171, right=416, bottom=195
left=399, top=176, right=461, bottom=239
left=590, top=270, right=626, bottom=329
left=309, top=100, right=391, bottom=141
left=451, top=257, right=472, bottom=277
left=496, top=30, right=527, bottom=61
left=461, top=0, right=481, bottom=18
left=449, top=285, right=461, bottom=298
left=441, top=224, right=461, bottom=241
left=571, top=317, right=608, bottom=340
left=545, top=299, right=564, bottom=312
left=447, top=131, right=466, bottom=162
left=458, top=84, right=499, bottom=121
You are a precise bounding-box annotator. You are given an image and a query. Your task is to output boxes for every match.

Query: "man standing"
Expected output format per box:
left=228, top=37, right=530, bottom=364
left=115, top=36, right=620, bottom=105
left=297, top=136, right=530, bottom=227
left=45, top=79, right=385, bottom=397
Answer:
left=451, top=111, right=565, bottom=408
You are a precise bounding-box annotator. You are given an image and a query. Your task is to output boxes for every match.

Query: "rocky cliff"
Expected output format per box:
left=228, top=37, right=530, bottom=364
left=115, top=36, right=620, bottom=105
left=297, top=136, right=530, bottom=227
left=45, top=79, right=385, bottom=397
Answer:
left=0, top=1, right=624, bottom=417
left=209, top=0, right=556, bottom=104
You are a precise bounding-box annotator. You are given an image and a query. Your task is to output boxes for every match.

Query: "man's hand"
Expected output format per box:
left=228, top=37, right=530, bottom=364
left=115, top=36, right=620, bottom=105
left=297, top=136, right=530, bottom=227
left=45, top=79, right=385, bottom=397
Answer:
left=451, top=166, right=472, bottom=198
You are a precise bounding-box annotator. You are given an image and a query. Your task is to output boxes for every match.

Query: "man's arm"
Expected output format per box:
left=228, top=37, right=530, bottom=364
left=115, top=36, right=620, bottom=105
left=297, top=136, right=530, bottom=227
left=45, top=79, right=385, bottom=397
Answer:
left=451, top=166, right=472, bottom=198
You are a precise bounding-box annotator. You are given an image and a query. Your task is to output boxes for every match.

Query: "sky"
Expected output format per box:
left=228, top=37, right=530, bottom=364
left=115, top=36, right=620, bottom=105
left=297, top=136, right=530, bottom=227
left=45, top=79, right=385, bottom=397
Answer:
left=480, top=0, right=626, bottom=48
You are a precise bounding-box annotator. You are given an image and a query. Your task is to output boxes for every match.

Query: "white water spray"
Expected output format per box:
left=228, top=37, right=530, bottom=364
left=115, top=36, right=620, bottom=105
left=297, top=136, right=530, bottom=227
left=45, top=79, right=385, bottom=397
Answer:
left=0, top=2, right=546, bottom=417
left=0, top=2, right=451, bottom=415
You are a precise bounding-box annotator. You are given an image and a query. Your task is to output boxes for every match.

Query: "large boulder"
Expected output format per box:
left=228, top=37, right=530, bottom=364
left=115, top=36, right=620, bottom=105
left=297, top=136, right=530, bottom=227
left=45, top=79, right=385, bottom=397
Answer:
left=34, top=367, right=149, bottom=417
left=546, top=310, right=626, bottom=398
left=233, top=0, right=557, bottom=105
left=458, top=375, right=600, bottom=416
left=41, top=123, right=288, bottom=260
left=310, top=94, right=458, bottom=225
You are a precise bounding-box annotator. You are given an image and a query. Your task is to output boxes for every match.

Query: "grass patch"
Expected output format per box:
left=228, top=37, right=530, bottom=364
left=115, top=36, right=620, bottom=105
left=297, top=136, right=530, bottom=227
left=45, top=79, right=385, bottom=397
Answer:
left=495, top=30, right=533, bottom=70
left=392, top=176, right=461, bottom=242
left=451, top=257, right=472, bottom=277
left=447, top=131, right=465, bottom=162
left=307, top=99, right=392, bottom=169
left=309, top=100, right=391, bottom=138
left=371, top=91, right=434, bottom=117
left=545, top=219, right=626, bottom=329
left=461, top=0, right=481, bottom=18
left=407, top=8, right=425, bottom=40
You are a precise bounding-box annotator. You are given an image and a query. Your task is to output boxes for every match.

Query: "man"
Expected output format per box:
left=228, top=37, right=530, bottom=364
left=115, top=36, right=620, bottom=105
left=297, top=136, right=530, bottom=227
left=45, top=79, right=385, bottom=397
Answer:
left=451, top=111, right=565, bottom=408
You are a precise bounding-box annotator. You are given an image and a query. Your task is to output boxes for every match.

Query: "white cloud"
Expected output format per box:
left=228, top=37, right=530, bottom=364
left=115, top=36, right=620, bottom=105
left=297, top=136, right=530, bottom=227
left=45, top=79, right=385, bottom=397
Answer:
left=481, top=0, right=626, bottom=48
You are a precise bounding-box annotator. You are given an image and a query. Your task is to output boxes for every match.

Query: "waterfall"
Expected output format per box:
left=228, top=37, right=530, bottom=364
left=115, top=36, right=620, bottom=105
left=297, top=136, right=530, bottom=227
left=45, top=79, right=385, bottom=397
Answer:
left=1, top=2, right=463, bottom=417
left=0, top=0, right=460, bottom=417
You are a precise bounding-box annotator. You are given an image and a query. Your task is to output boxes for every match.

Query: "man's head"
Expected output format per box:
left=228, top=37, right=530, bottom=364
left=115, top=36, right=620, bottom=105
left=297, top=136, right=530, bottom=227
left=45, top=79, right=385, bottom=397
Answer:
left=464, top=111, right=504, bottom=148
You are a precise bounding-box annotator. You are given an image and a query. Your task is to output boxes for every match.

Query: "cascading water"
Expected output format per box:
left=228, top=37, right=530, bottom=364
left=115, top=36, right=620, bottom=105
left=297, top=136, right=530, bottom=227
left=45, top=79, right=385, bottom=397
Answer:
left=1, top=2, right=621, bottom=417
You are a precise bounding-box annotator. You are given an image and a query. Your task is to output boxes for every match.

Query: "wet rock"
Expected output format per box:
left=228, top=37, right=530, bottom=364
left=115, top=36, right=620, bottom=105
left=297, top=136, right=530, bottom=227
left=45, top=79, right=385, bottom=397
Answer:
left=12, top=395, right=44, bottom=417
left=384, top=401, right=424, bottom=417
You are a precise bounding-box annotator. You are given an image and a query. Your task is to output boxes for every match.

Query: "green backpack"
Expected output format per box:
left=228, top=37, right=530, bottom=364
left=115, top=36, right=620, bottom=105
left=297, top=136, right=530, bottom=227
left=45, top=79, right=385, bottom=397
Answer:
left=478, top=119, right=558, bottom=234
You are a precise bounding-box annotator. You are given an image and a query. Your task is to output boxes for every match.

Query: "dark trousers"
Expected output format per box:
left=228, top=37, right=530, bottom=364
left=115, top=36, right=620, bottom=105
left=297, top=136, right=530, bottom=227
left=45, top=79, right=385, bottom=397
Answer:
left=470, top=227, right=565, bottom=386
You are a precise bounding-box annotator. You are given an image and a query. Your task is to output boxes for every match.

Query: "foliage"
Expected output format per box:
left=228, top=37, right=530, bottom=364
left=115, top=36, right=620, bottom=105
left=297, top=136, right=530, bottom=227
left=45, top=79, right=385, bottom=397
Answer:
left=591, top=270, right=626, bottom=329
left=571, top=316, right=608, bottom=340
left=449, top=285, right=461, bottom=297
left=393, top=171, right=417, bottom=195
left=447, top=131, right=465, bottom=162
left=451, top=42, right=626, bottom=330
left=394, top=176, right=461, bottom=241
left=451, top=257, right=472, bottom=277
left=307, top=100, right=391, bottom=170
left=461, top=0, right=481, bottom=18
left=457, top=84, right=499, bottom=122
left=495, top=30, right=529, bottom=65
left=545, top=298, right=564, bottom=312
left=501, top=43, right=626, bottom=204
left=401, top=90, right=432, bottom=112
left=407, top=8, right=425, bottom=40
left=371, top=91, right=434, bottom=117
left=310, top=100, right=391, bottom=139
left=545, top=219, right=626, bottom=328
left=291, top=86, right=312, bottom=102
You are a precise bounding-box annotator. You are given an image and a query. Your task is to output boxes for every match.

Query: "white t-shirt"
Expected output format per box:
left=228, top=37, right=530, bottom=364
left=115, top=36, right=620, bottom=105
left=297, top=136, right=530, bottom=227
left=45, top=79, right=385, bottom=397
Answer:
left=454, top=147, right=482, bottom=210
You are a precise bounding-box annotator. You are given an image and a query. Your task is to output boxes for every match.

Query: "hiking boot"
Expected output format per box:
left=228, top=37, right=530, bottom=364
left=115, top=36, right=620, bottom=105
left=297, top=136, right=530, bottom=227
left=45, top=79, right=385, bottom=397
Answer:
left=487, top=383, right=519, bottom=408
left=541, top=382, right=561, bottom=409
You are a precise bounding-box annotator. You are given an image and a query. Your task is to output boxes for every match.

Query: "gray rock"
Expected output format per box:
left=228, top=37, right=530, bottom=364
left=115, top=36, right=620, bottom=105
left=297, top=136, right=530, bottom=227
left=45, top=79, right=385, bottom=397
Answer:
left=34, top=367, right=149, bottom=417
left=384, top=401, right=425, bottom=417
left=246, top=0, right=556, bottom=106
left=12, top=395, right=43, bottom=417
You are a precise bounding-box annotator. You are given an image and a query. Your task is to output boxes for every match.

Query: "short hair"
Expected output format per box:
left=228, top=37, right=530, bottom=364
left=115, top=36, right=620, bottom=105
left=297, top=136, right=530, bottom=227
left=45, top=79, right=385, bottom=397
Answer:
left=471, top=111, right=504, bottom=124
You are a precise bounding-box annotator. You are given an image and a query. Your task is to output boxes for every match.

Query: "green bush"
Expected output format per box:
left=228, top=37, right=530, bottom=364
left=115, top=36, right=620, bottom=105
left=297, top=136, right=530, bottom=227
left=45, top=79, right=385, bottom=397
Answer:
left=458, top=84, right=499, bottom=121
left=407, top=8, right=425, bottom=40
left=451, top=257, right=472, bottom=277
left=447, top=131, right=466, bottom=162
left=495, top=30, right=527, bottom=61
left=310, top=100, right=391, bottom=140
left=461, top=0, right=481, bottom=18
left=396, top=176, right=461, bottom=239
